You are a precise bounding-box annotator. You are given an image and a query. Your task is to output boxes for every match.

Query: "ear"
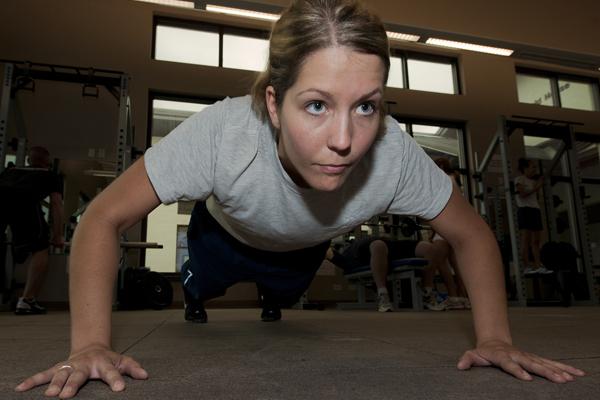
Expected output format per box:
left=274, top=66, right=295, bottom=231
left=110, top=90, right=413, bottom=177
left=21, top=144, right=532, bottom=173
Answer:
left=265, top=85, right=280, bottom=129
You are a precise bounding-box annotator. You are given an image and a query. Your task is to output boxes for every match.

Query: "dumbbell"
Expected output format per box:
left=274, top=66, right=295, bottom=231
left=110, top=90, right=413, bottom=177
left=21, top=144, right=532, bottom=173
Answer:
left=399, top=217, right=431, bottom=237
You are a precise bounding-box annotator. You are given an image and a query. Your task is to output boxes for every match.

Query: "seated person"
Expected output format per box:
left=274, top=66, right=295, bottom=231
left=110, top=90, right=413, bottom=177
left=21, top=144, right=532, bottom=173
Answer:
left=326, top=234, right=450, bottom=312
left=423, top=229, right=471, bottom=311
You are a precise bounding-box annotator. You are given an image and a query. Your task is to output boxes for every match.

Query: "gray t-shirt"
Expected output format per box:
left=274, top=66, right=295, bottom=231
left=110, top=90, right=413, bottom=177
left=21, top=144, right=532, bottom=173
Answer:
left=144, top=96, right=452, bottom=252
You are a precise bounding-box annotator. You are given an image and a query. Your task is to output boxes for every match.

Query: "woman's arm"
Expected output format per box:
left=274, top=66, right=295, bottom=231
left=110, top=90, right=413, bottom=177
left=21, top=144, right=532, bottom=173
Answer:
left=428, top=185, right=584, bottom=382
left=16, top=157, right=162, bottom=398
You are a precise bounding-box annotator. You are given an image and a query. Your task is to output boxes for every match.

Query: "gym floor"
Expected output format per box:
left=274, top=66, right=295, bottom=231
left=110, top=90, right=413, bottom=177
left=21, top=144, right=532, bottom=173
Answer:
left=1, top=307, right=599, bottom=399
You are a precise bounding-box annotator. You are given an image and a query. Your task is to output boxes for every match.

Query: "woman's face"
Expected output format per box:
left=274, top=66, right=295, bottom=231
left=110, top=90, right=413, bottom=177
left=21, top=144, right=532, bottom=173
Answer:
left=266, top=46, right=385, bottom=191
left=525, top=161, right=537, bottom=178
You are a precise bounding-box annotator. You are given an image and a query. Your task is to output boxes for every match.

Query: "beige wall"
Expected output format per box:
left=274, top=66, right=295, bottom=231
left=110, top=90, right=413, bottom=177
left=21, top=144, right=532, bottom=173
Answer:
left=1, top=0, right=599, bottom=303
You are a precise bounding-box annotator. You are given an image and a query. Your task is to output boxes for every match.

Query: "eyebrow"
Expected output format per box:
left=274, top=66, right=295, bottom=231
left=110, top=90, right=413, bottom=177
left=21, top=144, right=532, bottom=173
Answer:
left=297, top=87, right=383, bottom=101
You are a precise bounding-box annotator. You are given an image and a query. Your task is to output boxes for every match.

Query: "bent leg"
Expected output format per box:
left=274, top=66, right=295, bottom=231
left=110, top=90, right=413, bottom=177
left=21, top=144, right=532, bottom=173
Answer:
left=22, top=248, right=49, bottom=299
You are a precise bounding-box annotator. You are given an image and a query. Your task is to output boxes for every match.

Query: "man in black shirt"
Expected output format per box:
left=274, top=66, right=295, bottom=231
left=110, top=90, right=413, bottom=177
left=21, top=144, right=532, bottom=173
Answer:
left=0, top=146, right=64, bottom=314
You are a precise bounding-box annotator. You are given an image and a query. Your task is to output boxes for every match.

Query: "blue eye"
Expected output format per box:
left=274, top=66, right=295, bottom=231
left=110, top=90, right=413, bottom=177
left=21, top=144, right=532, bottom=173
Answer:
left=306, top=101, right=327, bottom=115
left=356, top=102, right=376, bottom=116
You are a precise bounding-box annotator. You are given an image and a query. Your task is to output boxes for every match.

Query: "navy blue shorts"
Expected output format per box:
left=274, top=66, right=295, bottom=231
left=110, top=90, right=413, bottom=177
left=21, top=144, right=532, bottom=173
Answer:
left=181, top=202, right=330, bottom=306
left=0, top=202, right=49, bottom=263
left=517, top=207, right=543, bottom=231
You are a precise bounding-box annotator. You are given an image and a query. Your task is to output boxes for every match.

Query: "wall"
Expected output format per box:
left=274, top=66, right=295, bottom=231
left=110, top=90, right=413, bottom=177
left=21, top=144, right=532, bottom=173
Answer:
left=1, top=0, right=599, bottom=304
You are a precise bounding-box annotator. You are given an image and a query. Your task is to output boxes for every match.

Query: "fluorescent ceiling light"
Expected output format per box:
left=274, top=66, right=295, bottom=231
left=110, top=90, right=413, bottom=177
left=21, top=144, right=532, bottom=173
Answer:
left=134, top=0, right=194, bottom=9
left=426, top=38, right=513, bottom=56
left=386, top=31, right=420, bottom=42
left=205, top=4, right=280, bottom=21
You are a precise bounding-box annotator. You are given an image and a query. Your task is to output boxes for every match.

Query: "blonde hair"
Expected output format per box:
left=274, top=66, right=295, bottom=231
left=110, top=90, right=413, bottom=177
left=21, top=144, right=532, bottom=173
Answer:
left=251, top=0, right=390, bottom=121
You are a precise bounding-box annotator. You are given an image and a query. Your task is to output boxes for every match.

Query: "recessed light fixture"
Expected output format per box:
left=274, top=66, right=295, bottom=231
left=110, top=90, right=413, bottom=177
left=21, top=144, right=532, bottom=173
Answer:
left=426, top=38, right=514, bottom=56
left=205, top=4, right=280, bottom=21
left=386, top=31, right=420, bottom=42
left=134, top=0, right=194, bottom=9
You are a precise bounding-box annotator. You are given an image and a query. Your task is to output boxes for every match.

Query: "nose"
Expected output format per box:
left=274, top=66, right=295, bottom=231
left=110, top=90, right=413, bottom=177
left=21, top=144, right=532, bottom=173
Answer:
left=327, top=113, right=352, bottom=154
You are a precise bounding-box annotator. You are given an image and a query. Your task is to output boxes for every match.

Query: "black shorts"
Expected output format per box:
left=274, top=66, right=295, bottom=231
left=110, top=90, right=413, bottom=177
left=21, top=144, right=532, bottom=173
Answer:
left=341, top=237, right=419, bottom=271
left=181, top=202, right=330, bottom=306
left=517, top=207, right=543, bottom=231
left=1, top=202, right=50, bottom=263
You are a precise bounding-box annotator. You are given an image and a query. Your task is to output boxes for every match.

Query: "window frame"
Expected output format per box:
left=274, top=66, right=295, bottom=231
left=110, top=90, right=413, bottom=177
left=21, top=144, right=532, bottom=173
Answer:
left=152, top=16, right=269, bottom=69
left=393, top=116, right=472, bottom=201
left=389, top=49, right=461, bottom=95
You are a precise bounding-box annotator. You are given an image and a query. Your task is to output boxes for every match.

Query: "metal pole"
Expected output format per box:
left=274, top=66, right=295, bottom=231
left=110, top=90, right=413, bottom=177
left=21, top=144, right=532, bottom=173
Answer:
left=116, top=74, right=130, bottom=176
left=15, top=137, right=26, bottom=166
left=566, top=126, right=598, bottom=304
left=498, top=116, right=526, bottom=306
left=0, top=63, right=13, bottom=173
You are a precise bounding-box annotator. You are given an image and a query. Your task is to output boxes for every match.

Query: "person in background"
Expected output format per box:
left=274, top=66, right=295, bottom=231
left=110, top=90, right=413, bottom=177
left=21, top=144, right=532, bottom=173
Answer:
left=0, top=146, right=65, bottom=314
left=326, top=232, right=450, bottom=312
left=515, top=158, right=552, bottom=275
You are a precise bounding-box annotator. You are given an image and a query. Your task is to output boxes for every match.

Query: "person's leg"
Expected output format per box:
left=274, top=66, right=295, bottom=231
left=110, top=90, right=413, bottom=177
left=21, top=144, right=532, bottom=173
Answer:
left=531, top=230, right=542, bottom=269
left=368, top=239, right=393, bottom=312
left=369, top=240, right=389, bottom=291
left=255, top=240, right=330, bottom=320
left=415, top=241, right=449, bottom=311
left=449, top=248, right=469, bottom=299
left=428, top=241, right=458, bottom=298
left=182, top=202, right=250, bottom=323
left=13, top=207, right=51, bottom=315
left=22, top=247, right=49, bottom=299
left=520, top=229, right=533, bottom=273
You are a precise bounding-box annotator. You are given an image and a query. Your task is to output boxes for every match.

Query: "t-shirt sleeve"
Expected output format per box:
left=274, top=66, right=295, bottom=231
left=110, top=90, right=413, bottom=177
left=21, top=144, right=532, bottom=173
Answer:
left=144, top=98, right=227, bottom=204
left=387, top=130, right=453, bottom=220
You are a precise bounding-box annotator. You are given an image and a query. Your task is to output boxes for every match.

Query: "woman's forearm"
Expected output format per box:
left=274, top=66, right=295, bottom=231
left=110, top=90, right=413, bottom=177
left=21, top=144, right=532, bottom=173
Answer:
left=69, top=210, right=121, bottom=353
left=453, top=222, right=512, bottom=346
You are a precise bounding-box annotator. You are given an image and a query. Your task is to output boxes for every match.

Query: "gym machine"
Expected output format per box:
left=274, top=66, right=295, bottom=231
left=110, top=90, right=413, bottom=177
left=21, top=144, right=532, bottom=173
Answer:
left=0, top=60, right=136, bottom=174
left=0, top=60, right=141, bottom=308
left=474, top=116, right=598, bottom=306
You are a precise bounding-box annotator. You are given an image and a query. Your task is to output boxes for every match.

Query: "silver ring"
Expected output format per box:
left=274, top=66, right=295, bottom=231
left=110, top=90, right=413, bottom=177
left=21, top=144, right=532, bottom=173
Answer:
left=58, top=365, right=74, bottom=372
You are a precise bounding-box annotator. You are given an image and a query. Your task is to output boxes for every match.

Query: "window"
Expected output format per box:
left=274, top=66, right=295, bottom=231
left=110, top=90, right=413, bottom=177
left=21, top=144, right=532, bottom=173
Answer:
left=151, top=99, right=210, bottom=145
left=558, top=78, right=599, bottom=112
left=517, top=74, right=556, bottom=106
left=516, top=68, right=600, bottom=111
left=386, top=57, right=404, bottom=89
left=155, top=25, right=219, bottom=66
left=145, top=95, right=220, bottom=272
left=387, top=51, right=459, bottom=94
left=407, top=58, right=457, bottom=94
left=153, top=18, right=269, bottom=72
left=395, top=119, right=469, bottom=195
left=222, top=33, right=269, bottom=71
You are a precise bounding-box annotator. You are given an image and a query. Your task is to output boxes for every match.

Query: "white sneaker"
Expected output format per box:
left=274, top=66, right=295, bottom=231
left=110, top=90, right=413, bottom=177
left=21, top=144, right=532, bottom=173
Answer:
left=423, top=294, right=446, bottom=311
left=377, top=293, right=393, bottom=312
left=524, top=267, right=537, bottom=275
left=534, top=267, right=554, bottom=274
left=445, top=297, right=466, bottom=310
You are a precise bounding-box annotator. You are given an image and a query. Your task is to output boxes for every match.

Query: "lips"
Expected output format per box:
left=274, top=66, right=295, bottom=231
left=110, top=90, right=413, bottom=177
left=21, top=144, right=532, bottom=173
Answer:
left=319, top=164, right=350, bottom=174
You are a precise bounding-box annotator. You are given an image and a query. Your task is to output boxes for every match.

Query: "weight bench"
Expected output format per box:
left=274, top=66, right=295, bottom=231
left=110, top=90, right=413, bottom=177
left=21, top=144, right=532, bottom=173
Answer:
left=338, top=258, right=428, bottom=311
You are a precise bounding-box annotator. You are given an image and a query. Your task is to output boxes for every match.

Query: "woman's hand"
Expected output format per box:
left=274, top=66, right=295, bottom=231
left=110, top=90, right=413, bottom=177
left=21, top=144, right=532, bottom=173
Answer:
left=457, top=339, right=585, bottom=383
left=15, top=344, right=148, bottom=398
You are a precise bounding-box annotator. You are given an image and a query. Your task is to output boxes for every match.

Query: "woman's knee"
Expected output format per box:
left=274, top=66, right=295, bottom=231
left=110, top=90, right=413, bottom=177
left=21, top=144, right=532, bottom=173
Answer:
left=369, top=239, right=388, bottom=257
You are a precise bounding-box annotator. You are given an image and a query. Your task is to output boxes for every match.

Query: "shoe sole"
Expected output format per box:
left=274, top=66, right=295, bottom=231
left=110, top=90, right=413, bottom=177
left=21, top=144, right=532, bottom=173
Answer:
left=185, top=317, right=208, bottom=323
left=261, top=317, right=281, bottom=322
